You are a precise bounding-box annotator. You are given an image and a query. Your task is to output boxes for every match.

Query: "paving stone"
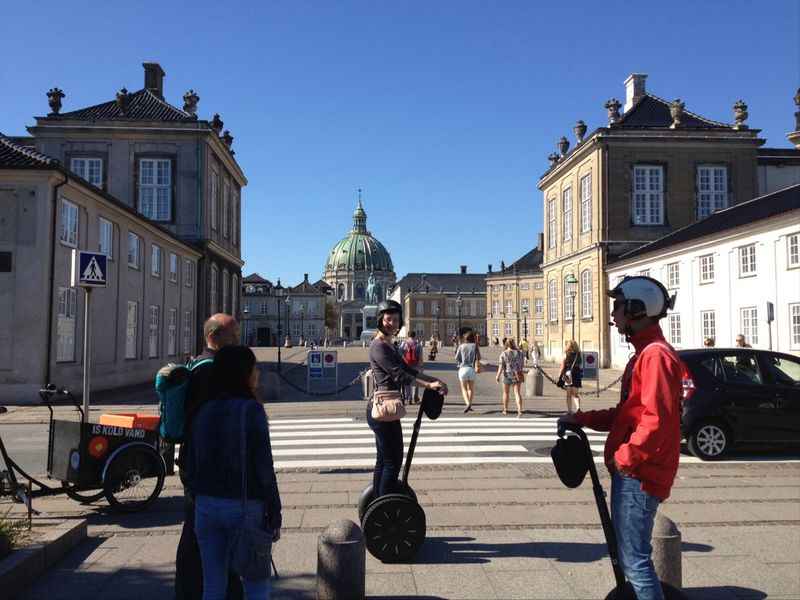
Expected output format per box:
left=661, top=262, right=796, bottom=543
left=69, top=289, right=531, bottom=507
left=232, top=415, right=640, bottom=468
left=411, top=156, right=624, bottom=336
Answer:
left=412, top=564, right=498, bottom=599
left=366, top=572, right=417, bottom=597
left=485, top=567, right=578, bottom=599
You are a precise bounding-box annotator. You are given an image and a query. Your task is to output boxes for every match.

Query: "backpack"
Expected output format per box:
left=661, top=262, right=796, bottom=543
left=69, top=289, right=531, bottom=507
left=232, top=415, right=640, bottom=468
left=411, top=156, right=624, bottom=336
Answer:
left=156, top=357, right=214, bottom=443
left=402, top=340, right=420, bottom=366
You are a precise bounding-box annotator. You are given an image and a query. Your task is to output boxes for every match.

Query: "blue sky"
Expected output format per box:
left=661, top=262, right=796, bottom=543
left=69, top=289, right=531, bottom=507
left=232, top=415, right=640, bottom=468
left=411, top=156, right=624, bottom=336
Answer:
left=2, top=1, right=798, bottom=286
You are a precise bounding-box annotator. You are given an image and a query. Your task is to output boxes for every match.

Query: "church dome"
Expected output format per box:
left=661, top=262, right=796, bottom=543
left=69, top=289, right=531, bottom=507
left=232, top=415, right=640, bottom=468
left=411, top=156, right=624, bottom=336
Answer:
left=325, top=200, right=394, bottom=273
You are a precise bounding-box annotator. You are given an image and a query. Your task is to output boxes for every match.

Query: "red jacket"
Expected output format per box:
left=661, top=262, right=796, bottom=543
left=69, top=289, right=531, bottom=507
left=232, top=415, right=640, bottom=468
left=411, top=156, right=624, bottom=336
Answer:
left=575, top=324, right=683, bottom=500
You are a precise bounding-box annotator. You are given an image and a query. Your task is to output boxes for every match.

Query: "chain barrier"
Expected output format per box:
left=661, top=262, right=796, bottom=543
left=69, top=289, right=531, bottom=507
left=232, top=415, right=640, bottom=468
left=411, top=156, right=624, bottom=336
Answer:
left=532, top=365, right=624, bottom=397
left=275, top=365, right=367, bottom=397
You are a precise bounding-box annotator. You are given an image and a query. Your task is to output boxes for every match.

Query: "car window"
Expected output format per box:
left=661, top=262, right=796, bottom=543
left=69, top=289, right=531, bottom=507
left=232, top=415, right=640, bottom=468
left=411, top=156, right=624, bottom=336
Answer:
left=687, top=356, right=721, bottom=383
left=761, top=355, right=800, bottom=387
left=719, top=353, right=762, bottom=385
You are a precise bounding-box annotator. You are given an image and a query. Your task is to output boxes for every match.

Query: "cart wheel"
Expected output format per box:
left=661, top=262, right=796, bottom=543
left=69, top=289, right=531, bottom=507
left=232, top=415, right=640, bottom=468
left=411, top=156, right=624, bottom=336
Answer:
left=358, top=482, right=417, bottom=522
left=362, top=493, right=426, bottom=563
left=103, top=445, right=165, bottom=512
left=62, top=482, right=105, bottom=504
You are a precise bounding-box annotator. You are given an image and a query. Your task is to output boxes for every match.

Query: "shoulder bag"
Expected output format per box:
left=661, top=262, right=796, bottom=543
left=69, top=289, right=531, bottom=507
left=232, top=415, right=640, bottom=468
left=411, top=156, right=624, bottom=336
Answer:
left=371, top=389, right=406, bottom=421
left=563, top=353, right=579, bottom=387
left=231, top=401, right=273, bottom=581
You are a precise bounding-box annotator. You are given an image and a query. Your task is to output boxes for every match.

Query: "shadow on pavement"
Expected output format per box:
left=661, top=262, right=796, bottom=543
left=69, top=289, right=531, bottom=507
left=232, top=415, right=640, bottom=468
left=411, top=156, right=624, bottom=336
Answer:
left=683, top=586, right=766, bottom=599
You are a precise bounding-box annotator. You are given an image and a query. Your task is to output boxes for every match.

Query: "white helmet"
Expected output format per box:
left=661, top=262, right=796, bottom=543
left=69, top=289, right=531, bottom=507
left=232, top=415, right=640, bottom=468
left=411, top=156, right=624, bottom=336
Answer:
left=607, top=276, right=676, bottom=319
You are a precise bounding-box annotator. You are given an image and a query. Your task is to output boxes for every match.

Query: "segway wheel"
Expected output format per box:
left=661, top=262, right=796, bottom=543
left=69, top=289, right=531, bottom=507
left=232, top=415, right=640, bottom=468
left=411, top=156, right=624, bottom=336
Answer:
left=605, top=581, right=687, bottom=599
left=362, top=493, right=426, bottom=563
left=357, top=482, right=417, bottom=523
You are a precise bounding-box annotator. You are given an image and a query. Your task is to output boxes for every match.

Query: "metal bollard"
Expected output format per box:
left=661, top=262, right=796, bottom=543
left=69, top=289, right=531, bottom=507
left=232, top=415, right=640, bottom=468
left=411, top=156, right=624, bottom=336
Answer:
left=533, top=369, right=544, bottom=396
left=652, top=512, right=682, bottom=589
left=317, top=519, right=366, bottom=600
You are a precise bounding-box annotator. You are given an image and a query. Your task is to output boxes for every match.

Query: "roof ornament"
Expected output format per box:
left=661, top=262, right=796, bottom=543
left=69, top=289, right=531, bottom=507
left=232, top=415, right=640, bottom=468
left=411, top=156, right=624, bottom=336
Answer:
left=794, top=88, right=800, bottom=131
left=732, top=100, right=748, bottom=130
left=183, top=89, right=199, bottom=117
left=115, top=88, right=130, bottom=115
left=669, top=99, right=685, bottom=129
left=222, top=130, right=234, bottom=149
left=573, top=120, right=587, bottom=144
left=500, top=260, right=506, bottom=271
left=605, top=98, right=622, bottom=125
left=211, top=113, right=224, bottom=135
left=558, top=136, right=570, bottom=158
left=547, top=152, right=560, bottom=166
left=47, top=87, right=65, bottom=115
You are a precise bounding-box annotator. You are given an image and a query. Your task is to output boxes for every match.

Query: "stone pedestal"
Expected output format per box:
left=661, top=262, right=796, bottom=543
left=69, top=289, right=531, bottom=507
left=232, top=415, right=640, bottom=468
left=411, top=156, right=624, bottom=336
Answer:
left=317, top=519, right=365, bottom=600
left=360, top=305, right=378, bottom=343
left=652, top=512, right=682, bottom=589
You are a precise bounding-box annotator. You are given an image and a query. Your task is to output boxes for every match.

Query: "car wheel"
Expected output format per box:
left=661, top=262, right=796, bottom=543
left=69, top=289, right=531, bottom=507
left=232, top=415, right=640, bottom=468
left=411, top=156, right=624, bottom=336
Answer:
left=688, top=421, right=730, bottom=460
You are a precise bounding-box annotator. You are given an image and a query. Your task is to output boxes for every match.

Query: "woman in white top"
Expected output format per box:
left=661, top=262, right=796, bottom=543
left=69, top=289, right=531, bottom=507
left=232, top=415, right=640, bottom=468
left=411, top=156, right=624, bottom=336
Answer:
left=454, top=330, right=480, bottom=413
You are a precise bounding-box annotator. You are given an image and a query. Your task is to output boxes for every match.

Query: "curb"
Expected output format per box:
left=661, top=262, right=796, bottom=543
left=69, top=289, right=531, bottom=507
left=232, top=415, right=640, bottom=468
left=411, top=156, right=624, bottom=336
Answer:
left=0, top=518, right=87, bottom=599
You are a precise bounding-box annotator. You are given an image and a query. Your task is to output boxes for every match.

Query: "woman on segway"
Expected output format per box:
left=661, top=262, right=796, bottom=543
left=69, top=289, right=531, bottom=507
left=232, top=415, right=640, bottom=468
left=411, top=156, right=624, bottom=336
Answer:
left=367, top=300, right=448, bottom=497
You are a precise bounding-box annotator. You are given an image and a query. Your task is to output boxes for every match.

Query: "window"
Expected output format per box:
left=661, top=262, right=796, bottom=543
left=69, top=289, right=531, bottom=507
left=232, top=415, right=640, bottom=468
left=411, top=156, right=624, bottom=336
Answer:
left=167, top=308, right=177, bottom=356
left=740, top=306, right=758, bottom=346
left=416, top=301, right=425, bottom=315
left=447, top=300, right=457, bottom=314
left=535, top=298, right=544, bottom=315
left=720, top=353, right=762, bottom=385
left=520, top=283, right=529, bottom=291
left=739, top=244, right=756, bottom=277
left=668, top=314, right=681, bottom=346
left=492, top=300, right=500, bottom=315
left=633, top=165, right=664, bottom=225
left=233, top=189, right=240, bottom=246
left=99, top=218, right=113, bottom=259
left=56, top=287, right=77, bottom=362
left=548, top=280, right=558, bottom=322
left=71, top=157, right=103, bottom=187
left=792, top=304, right=800, bottom=347
left=548, top=198, right=557, bottom=248
left=138, top=158, right=171, bottom=221
left=210, top=170, right=219, bottom=230
left=504, top=322, right=513, bottom=336
left=505, top=299, right=513, bottom=315
left=699, top=254, right=715, bottom=284
left=210, top=266, right=218, bottom=314
left=169, top=253, right=178, bottom=282
left=231, top=274, right=238, bottom=316
left=292, top=321, right=302, bottom=338
left=639, top=269, right=651, bottom=277
left=355, top=283, right=365, bottom=300
left=535, top=321, right=543, bottom=336
left=148, top=305, right=160, bottom=358
left=125, top=301, right=138, bottom=359
left=223, top=179, right=231, bottom=239
left=431, top=301, right=440, bottom=315
left=562, top=187, right=573, bottom=241
left=535, top=282, right=543, bottom=290
left=701, top=310, right=716, bottom=341
left=666, top=262, right=680, bottom=289
left=492, top=322, right=500, bottom=337
left=127, top=233, right=141, bottom=268
left=182, top=309, right=193, bottom=354
left=697, top=165, right=728, bottom=218
left=763, top=355, right=800, bottom=386
left=151, top=244, right=161, bottom=277
left=417, top=323, right=424, bottom=338
left=789, top=233, right=799, bottom=268
left=521, top=299, right=530, bottom=314
left=580, top=174, right=592, bottom=232
left=447, top=321, right=456, bottom=336
left=60, top=199, right=78, bottom=247
left=564, top=277, right=575, bottom=321
left=581, top=270, right=592, bottom=318
left=222, top=269, right=230, bottom=313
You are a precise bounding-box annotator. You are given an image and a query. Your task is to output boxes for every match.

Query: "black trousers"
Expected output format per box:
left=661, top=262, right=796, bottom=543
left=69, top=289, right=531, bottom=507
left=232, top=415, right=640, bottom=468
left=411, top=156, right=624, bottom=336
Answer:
left=175, top=491, right=243, bottom=600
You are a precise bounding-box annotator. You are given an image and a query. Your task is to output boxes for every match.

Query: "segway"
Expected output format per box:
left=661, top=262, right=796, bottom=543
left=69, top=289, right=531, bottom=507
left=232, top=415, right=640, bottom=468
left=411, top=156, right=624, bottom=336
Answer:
left=554, top=423, right=687, bottom=600
left=358, top=388, right=444, bottom=562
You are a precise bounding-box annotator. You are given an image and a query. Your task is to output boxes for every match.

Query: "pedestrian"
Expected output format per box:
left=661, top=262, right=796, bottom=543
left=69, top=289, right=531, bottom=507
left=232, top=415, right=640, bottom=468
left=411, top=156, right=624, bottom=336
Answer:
left=560, top=275, right=682, bottom=600
left=367, top=301, right=448, bottom=497
left=400, top=331, right=425, bottom=403
left=735, top=334, right=751, bottom=348
left=703, top=337, right=715, bottom=348
left=186, top=345, right=282, bottom=600
left=557, top=340, right=583, bottom=414
left=531, top=341, right=542, bottom=369
left=496, top=338, right=524, bottom=417
left=520, top=338, right=530, bottom=362
left=175, top=314, right=244, bottom=600
left=455, top=330, right=481, bottom=413
left=428, top=335, right=439, bottom=360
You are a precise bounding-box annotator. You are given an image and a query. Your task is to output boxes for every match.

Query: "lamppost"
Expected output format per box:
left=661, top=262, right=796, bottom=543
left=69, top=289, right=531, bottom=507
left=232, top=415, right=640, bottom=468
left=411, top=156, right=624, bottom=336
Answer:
left=565, top=273, right=578, bottom=344
left=242, top=304, right=250, bottom=346
left=522, top=303, right=529, bottom=342
left=275, top=279, right=283, bottom=372
left=300, top=306, right=305, bottom=346
left=456, top=291, right=463, bottom=342
left=285, top=294, right=292, bottom=347
left=433, top=300, right=440, bottom=339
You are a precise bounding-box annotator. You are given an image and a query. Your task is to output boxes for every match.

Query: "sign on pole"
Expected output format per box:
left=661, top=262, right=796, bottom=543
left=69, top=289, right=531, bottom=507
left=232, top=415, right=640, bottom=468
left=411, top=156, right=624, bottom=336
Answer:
left=582, top=351, right=599, bottom=380
left=308, top=351, right=323, bottom=379
left=74, top=251, right=108, bottom=288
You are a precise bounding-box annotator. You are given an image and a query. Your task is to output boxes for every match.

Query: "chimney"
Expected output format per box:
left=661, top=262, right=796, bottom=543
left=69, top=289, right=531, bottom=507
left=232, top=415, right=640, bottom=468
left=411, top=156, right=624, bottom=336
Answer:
left=460, top=265, right=467, bottom=275
left=304, top=273, right=309, bottom=282
left=538, top=232, right=544, bottom=250
left=488, top=264, right=493, bottom=273
left=624, top=73, right=647, bottom=112
left=143, top=62, right=165, bottom=99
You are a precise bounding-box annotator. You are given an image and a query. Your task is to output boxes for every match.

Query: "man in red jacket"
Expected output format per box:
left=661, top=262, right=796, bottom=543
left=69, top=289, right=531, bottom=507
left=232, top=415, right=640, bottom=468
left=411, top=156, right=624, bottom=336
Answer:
left=560, top=276, right=682, bottom=600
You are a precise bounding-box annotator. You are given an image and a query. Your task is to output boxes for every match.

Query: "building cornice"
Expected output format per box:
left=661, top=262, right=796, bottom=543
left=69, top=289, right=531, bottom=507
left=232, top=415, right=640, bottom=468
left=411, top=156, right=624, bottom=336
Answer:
left=206, top=240, right=245, bottom=268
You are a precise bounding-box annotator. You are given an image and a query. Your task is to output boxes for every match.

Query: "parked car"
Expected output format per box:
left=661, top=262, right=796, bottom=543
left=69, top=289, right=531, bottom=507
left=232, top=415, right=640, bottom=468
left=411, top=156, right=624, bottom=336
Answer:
left=678, top=348, right=800, bottom=460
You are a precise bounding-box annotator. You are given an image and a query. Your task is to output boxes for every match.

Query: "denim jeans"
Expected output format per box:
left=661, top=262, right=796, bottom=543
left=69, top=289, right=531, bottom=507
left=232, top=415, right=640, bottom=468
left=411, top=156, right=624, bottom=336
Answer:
left=366, top=402, right=404, bottom=497
left=611, top=473, right=664, bottom=600
left=195, top=495, right=271, bottom=600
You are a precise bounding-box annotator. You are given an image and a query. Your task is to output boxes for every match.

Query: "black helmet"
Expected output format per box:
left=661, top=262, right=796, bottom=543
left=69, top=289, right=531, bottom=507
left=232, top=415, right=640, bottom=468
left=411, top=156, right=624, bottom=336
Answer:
left=376, top=300, right=403, bottom=335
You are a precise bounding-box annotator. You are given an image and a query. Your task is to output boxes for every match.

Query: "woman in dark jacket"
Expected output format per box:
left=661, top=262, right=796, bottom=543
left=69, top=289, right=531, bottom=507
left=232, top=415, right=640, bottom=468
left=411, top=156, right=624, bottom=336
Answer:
left=187, top=345, right=281, bottom=600
left=368, top=301, right=448, bottom=497
left=557, top=339, right=583, bottom=413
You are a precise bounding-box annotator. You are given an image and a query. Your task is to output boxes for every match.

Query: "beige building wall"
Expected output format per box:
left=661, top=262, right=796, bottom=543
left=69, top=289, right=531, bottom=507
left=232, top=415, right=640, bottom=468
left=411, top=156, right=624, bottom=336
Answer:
left=486, top=274, right=546, bottom=346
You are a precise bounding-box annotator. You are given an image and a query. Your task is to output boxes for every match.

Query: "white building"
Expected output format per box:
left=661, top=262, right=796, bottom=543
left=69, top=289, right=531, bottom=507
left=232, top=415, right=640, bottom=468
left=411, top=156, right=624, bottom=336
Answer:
left=606, top=184, right=800, bottom=369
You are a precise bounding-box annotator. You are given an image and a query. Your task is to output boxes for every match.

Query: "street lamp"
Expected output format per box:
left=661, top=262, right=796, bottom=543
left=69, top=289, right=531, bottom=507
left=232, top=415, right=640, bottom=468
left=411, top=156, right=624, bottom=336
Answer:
left=433, top=300, right=440, bottom=339
left=300, top=306, right=305, bottom=346
left=522, top=303, right=529, bottom=342
left=565, top=273, right=578, bottom=344
left=456, top=291, right=463, bottom=342
left=285, top=294, right=292, bottom=347
left=275, top=279, right=283, bottom=372
left=242, top=303, right=250, bottom=346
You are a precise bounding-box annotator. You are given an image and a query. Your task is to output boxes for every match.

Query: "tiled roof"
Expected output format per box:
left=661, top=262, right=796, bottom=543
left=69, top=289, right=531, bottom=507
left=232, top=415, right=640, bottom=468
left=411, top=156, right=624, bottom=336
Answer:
left=48, top=89, right=194, bottom=122
left=489, top=247, right=543, bottom=278
left=617, top=94, right=732, bottom=129
left=289, top=278, right=325, bottom=295
left=243, top=273, right=271, bottom=284
left=396, top=273, right=487, bottom=295
left=614, top=184, right=800, bottom=263
left=0, top=133, right=58, bottom=168
left=312, top=279, right=333, bottom=293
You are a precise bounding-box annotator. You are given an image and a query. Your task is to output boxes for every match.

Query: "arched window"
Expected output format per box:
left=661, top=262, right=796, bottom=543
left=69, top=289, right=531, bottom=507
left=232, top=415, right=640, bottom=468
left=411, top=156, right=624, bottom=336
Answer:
left=548, top=280, right=558, bottom=322
left=337, top=283, right=345, bottom=300
left=581, top=270, right=592, bottom=319
left=355, top=283, right=365, bottom=300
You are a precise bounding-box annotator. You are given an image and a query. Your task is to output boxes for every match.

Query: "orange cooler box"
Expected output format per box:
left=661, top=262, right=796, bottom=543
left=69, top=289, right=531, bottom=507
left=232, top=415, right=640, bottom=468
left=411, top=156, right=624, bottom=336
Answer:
left=99, top=413, right=160, bottom=431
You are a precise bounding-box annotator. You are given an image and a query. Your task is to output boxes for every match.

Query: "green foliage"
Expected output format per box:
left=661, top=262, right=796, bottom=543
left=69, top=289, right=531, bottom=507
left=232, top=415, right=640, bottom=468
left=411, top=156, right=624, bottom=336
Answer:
left=0, top=508, right=26, bottom=551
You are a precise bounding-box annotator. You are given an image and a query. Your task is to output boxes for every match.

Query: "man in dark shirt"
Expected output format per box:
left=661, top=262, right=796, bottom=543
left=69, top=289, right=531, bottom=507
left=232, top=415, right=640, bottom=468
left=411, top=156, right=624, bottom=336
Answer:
left=175, top=313, right=243, bottom=600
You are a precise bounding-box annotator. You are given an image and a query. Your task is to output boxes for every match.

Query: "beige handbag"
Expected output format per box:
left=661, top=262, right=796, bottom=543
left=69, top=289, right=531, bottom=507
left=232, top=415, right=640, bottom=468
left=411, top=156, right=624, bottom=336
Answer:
left=371, top=390, right=406, bottom=422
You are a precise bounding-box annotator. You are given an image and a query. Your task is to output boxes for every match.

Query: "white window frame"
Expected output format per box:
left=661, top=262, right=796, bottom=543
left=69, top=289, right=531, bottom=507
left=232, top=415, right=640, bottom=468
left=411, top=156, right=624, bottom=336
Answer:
left=492, top=300, right=500, bottom=315
left=56, top=287, right=77, bottom=362
left=167, top=308, right=177, bottom=356
left=505, top=299, right=513, bottom=315
left=148, top=305, right=160, bottom=358
left=699, top=254, right=715, bottom=284
left=738, top=244, right=757, bottom=278
left=632, top=165, right=664, bottom=225
left=60, top=199, right=78, bottom=247
left=788, top=233, right=799, bottom=269
left=697, top=165, right=728, bottom=218
left=138, top=158, right=172, bottom=221
left=700, top=310, right=716, bottom=341
left=740, top=306, right=758, bottom=346
left=563, top=277, right=575, bottom=321
left=521, top=298, right=530, bottom=314
left=125, top=301, right=138, bottom=359
left=210, top=170, right=219, bottom=231
left=580, top=173, right=592, bottom=233
left=548, top=279, right=558, bottom=322
left=580, top=269, right=592, bottom=319
left=223, top=179, right=231, bottom=239
left=210, top=266, right=218, bottom=315
left=492, top=322, right=500, bottom=337
left=151, top=244, right=161, bottom=278
left=535, top=298, right=544, bottom=315
left=534, top=321, right=543, bottom=336
left=71, top=157, right=103, bottom=188
left=127, top=232, right=141, bottom=269
left=169, top=253, right=178, bottom=282
left=666, top=262, right=680, bottom=289
left=222, top=269, right=230, bottom=314
left=562, top=187, right=573, bottom=241
left=504, top=322, right=513, bottom=337
left=182, top=309, right=193, bottom=354
left=790, top=304, right=800, bottom=348
left=184, top=260, right=194, bottom=288
left=668, top=314, right=682, bottom=346
left=548, top=198, right=557, bottom=248
left=416, top=300, right=425, bottom=315
left=98, top=217, right=113, bottom=259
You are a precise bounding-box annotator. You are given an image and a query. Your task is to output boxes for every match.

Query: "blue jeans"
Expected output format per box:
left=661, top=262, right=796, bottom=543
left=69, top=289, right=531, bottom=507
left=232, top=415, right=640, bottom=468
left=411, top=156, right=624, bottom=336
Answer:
left=611, top=473, right=664, bottom=600
left=195, top=495, right=271, bottom=600
left=366, top=402, right=404, bottom=497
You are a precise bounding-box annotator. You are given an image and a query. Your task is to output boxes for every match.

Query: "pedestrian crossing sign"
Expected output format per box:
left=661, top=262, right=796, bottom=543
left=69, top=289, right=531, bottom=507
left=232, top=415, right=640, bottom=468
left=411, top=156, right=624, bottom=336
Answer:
left=77, top=251, right=108, bottom=287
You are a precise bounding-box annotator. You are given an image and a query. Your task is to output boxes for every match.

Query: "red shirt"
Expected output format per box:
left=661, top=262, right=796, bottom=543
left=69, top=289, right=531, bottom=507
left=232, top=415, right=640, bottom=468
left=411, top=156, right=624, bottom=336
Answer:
left=575, top=323, right=683, bottom=500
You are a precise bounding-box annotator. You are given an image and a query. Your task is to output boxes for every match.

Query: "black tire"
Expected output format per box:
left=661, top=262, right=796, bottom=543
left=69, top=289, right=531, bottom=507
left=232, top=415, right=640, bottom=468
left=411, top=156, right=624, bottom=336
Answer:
left=605, top=581, right=687, bottom=599
left=358, top=482, right=417, bottom=523
left=103, top=445, right=165, bottom=512
left=362, top=494, right=426, bottom=563
left=687, top=420, right=731, bottom=461
left=63, top=482, right=105, bottom=504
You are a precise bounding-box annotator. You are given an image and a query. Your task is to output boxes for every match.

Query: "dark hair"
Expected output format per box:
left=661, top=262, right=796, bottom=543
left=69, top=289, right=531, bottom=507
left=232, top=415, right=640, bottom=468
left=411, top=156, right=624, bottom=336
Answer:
left=464, top=330, right=476, bottom=343
left=211, top=345, right=257, bottom=399
left=409, top=331, right=416, bottom=338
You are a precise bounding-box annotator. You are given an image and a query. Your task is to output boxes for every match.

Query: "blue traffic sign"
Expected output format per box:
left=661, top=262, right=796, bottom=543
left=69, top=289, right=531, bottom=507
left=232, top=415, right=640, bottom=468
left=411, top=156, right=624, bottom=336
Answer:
left=78, top=251, right=107, bottom=287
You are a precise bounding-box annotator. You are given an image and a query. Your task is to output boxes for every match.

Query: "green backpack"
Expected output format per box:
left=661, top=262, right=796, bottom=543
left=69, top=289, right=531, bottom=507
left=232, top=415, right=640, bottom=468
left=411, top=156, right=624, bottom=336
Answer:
left=156, top=358, right=214, bottom=443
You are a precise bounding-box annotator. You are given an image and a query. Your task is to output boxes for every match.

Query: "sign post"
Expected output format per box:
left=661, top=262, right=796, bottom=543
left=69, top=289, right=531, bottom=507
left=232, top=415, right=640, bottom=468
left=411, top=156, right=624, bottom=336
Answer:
left=582, top=351, right=600, bottom=397
left=71, top=250, right=108, bottom=421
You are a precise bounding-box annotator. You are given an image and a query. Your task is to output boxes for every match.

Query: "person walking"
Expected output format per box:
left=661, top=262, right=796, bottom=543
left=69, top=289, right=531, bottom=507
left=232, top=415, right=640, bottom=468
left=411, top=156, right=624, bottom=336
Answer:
left=520, top=338, right=530, bottom=362
left=496, top=338, right=524, bottom=417
left=429, top=335, right=439, bottom=360
left=175, top=314, right=244, bottom=600
left=558, top=340, right=583, bottom=414
left=400, top=331, right=424, bottom=403
left=186, top=345, right=282, bottom=600
left=560, top=276, right=682, bottom=600
left=455, top=330, right=480, bottom=413
left=367, top=301, right=448, bottom=497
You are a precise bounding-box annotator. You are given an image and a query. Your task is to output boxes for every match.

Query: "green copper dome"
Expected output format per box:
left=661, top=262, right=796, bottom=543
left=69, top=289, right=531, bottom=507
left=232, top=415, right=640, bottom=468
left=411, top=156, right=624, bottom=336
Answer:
left=326, top=200, right=394, bottom=273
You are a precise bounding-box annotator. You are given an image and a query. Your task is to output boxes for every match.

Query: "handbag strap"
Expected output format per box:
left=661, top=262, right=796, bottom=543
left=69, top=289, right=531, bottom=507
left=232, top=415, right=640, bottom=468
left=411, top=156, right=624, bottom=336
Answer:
left=239, top=400, right=248, bottom=516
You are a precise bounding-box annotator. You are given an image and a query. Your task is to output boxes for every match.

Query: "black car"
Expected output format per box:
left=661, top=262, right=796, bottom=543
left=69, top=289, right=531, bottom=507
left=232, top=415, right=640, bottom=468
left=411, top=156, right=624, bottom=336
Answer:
left=678, top=348, right=800, bottom=460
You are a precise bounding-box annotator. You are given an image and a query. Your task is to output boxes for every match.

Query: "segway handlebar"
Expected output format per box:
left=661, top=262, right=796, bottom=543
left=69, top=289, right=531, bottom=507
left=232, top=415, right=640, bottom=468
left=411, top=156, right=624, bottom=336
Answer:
left=557, top=420, right=589, bottom=443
